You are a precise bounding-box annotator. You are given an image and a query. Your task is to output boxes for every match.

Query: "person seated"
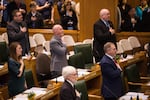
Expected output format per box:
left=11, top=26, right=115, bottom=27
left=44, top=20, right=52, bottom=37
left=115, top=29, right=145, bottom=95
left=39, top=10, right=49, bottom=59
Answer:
left=121, top=7, right=140, bottom=32
left=25, top=1, right=43, bottom=29
left=60, top=66, right=80, bottom=100
left=60, top=1, right=78, bottom=30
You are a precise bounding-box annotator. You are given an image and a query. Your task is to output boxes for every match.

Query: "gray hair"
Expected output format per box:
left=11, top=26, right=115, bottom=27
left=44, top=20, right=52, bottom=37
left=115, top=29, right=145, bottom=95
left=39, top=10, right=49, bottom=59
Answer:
left=103, top=42, right=115, bottom=53
left=62, top=66, right=76, bottom=79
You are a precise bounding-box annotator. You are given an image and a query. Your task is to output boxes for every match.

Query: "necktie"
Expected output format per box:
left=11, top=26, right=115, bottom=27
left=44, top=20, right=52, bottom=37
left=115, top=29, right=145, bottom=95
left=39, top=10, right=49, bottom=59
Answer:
left=113, top=58, right=122, bottom=71
left=106, top=21, right=110, bottom=28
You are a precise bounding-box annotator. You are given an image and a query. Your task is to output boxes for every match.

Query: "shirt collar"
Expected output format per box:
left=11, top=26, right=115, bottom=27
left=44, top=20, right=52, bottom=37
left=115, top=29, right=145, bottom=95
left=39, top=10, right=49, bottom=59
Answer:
left=66, top=79, right=74, bottom=87
left=105, top=53, right=113, bottom=60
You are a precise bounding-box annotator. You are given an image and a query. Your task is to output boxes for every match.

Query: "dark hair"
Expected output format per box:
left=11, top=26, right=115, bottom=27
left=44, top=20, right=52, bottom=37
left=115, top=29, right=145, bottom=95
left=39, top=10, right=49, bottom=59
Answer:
left=9, top=42, right=22, bottom=61
left=12, top=9, right=20, bottom=17
left=29, top=1, right=37, bottom=8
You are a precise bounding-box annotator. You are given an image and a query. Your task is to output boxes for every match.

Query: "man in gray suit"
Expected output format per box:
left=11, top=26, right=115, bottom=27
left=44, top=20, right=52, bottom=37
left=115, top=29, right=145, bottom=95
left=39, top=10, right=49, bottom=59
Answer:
left=50, top=24, right=68, bottom=77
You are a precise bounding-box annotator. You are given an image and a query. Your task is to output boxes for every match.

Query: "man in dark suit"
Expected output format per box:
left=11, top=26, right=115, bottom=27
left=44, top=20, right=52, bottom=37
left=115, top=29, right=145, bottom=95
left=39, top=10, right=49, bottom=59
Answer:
left=100, top=42, right=123, bottom=100
left=60, top=66, right=80, bottom=100
left=7, top=10, right=30, bottom=56
left=93, top=9, right=116, bottom=62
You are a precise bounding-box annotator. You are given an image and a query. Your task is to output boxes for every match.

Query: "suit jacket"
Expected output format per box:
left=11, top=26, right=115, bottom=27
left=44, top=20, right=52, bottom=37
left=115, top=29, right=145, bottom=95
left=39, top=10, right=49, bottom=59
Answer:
left=7, top=20, right=30, bottom=56
left=25, top=11, right=43, bottom=28
left=60, top=80, right=80, bottom=100
left=121, top=15, right=140, bottom=32
left=93, top=19, right=116, bottom=62
left=50, top=35, right=68, bottom=73
left=100, top=55, right=123, bottom=98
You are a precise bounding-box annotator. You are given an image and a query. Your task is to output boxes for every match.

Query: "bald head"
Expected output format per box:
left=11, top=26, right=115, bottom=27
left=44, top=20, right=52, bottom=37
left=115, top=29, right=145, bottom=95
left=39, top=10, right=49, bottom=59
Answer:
left=52, top=24, right=64, bottom=37
left=99, top=9, right=110, bottom=21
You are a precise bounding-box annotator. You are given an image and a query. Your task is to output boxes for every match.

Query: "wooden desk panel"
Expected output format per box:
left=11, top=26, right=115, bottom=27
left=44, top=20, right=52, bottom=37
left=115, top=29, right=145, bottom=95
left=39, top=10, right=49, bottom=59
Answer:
left=23, top=58, right=39, bottom=87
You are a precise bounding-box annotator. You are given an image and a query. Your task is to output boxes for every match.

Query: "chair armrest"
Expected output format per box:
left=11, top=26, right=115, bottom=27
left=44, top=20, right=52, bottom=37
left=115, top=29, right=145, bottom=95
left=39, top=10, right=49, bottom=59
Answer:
left=128, top=82, right=150, bottom=87
left=128, top=82, right=144, bottom=86
left=140, top=77, right=150, bottom=80
left=88, top=94, right=103, bottom=100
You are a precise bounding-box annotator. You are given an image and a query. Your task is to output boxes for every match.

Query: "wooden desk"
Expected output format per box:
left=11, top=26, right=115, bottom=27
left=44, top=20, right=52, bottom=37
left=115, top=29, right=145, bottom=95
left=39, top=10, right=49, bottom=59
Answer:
left=46, top=65, right=102, bottom=100
left=0, top=63, right=9, bottom=100
left=23, top=58, right=39, bottom=86
left=119, top=51, right=147, bottom=76
left=0, top=63, right=8, bottom=76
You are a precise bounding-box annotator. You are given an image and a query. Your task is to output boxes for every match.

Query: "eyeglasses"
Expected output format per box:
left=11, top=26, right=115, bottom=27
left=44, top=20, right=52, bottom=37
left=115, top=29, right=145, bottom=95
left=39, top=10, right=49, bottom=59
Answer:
left=16, top=14, right=22, bottom=17
left=71, top=73, right=78, bottom=76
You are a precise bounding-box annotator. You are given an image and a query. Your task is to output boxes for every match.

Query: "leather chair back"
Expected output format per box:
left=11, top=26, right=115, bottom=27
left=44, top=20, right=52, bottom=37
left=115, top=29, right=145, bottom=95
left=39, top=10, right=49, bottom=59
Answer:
left=0, top=42, right=8, bottom=64
left=68, top=52, right=85, bottom=69
left=125, top=64, right=141, bottom=91
left=74, top=44, right=93, bottom=68
left=25, top=69, right=35, bottom=88
left=75, top=80, right=88, bottom=100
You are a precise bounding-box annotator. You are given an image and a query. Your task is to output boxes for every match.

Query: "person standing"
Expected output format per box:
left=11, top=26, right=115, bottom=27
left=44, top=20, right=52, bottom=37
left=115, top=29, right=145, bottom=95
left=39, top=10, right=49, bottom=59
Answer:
left=35, top=0, right=54, bottom=24
left=8, top=42, right=26, bottom=97
left=7, top=0, right=26, bottom=22
left=50, top=24, right=68, bottom=77
left=100, top=42, right=123, bottom=100
left=7, top=10, right=30, bottom=56
left=60, top=66, right=80, bottom=100
left=25, top=1, right=43, bottom=29
left=93, top=8, right=116, bottom=63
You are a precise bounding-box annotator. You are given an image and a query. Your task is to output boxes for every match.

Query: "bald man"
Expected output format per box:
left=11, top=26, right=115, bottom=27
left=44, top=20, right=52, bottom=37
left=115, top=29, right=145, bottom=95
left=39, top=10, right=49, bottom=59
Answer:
left=50, top=24, right=68, bottom=77
left=93, top=9, right=116, bottom=62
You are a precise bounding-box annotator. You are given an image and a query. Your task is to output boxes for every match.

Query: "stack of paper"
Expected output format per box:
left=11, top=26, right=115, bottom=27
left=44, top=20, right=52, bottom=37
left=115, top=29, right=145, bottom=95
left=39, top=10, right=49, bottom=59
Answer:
left=119, top=92, right=149, bottom=100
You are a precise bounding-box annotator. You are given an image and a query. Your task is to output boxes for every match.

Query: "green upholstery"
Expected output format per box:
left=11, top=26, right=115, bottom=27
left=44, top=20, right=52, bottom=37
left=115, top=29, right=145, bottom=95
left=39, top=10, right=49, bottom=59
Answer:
left=68, top=52, right=85, bottom=69
left=75, top=80, right=88, bottom=100
left=74, top=44, right=93, bottom=69
left=0, top=42, right=8, bottom=64
left=125, top=64, right=141, bottom=92
left=25, top=69, right=35, bottom=89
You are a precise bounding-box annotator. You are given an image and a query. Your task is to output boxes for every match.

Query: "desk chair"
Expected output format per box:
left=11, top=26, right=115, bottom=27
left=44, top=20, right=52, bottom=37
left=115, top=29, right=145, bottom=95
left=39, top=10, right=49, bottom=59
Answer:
left=36, top=53, right=52, bottom=87
left=83, top=39, right=92, bottom=44
left=1, top=32, right=8, bottom=44
left=61, top=35, right=75, bottom=46
left=75, top=80, right=103, bottom=100
left=25, top=69, right=35, bottom=89
left=68, top=52, right=85, bottom=69
left=0, top=42, right=8, bottom=65
left=74, top=44, right=94, bottom=69
left=33, top=33, right=46, bottom=46
left=125, top=64, right=150, bottom=92
left=119, top=39, right=133, bottom=55
left=29, top=36, right=37, bottom=52
left=128, top=36, right=141, bottom=53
